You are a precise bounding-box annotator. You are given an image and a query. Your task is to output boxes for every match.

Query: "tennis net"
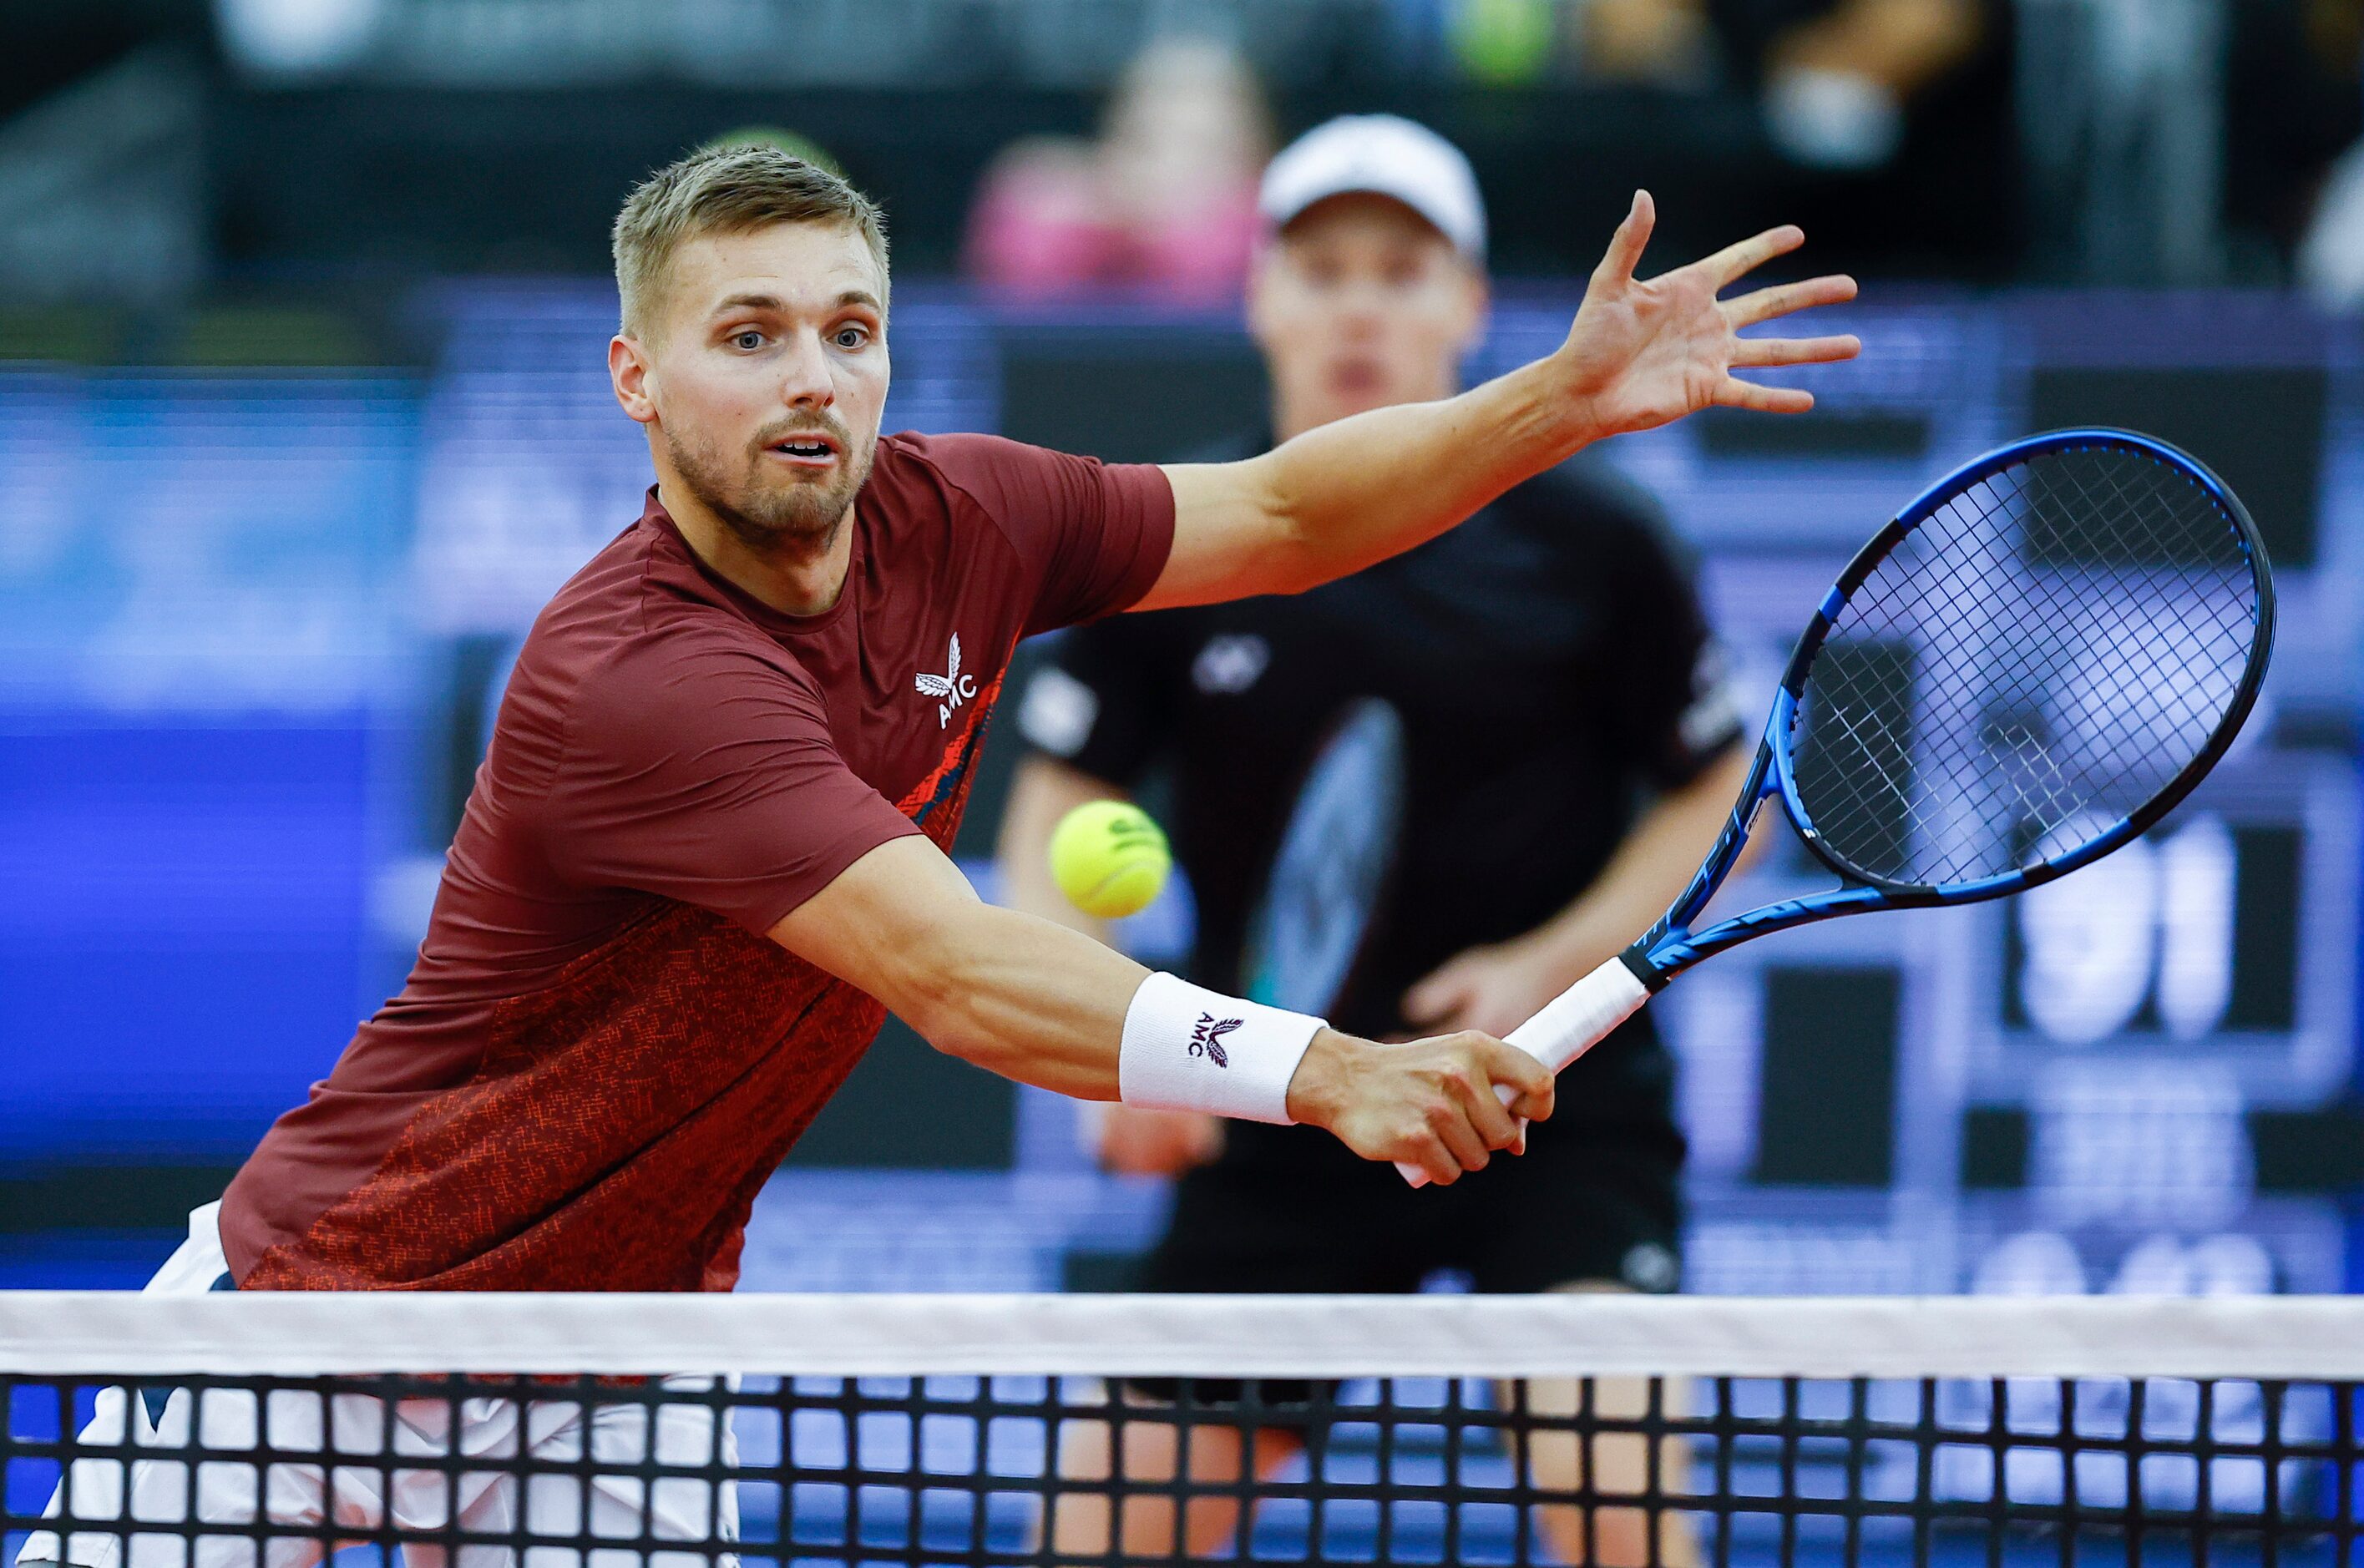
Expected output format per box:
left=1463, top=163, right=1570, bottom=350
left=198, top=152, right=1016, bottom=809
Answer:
left=3, top=1292, right=2357, bottom=1567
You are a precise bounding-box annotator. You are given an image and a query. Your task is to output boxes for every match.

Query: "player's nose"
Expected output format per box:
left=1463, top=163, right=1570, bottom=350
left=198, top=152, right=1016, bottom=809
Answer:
left=776, top=328, right=837, bottom=409
left=1328, top=293, right=1387, bottom=339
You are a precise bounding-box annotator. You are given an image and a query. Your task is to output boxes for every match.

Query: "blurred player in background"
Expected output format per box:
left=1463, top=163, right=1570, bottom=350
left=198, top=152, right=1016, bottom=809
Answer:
left=1002, top=116, right=1752, bottom=1566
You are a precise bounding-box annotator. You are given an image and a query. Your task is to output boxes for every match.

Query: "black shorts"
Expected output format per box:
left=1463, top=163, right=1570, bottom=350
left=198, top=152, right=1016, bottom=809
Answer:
left=1123, top=1106, right=1684, bottom=1409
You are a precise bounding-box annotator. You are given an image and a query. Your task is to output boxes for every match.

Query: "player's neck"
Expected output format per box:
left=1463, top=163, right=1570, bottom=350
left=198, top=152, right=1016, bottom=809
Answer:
left=659, top=481, right=855, bottom=619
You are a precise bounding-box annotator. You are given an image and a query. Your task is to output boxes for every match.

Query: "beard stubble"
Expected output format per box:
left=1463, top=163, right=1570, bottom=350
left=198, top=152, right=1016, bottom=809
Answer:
left=666, top=413, right=876, bottom=559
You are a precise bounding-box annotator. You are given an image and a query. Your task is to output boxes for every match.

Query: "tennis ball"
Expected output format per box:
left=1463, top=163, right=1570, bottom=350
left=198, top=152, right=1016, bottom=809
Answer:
left=1049, top=801, right=1172, bottom=920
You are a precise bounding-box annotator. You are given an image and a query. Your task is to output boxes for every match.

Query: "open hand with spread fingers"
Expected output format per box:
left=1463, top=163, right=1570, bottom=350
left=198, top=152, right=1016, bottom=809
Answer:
left=1557, top=190, right=1860, bottom=438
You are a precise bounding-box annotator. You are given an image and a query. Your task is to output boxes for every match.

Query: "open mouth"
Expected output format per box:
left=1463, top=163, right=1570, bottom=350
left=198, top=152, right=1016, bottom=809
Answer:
left=767, top=434, right=841, bottom=465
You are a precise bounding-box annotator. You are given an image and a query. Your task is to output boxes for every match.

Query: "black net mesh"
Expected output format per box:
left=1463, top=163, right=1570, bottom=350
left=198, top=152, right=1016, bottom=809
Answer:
left=8, top=1367, right=2357, bottom=1566
left=1788, top=441, right=2265, bottom=889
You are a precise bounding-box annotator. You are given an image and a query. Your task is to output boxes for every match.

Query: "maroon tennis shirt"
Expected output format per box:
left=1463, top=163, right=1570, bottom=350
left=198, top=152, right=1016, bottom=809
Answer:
left=219, top=432, right=1174, bottom=1291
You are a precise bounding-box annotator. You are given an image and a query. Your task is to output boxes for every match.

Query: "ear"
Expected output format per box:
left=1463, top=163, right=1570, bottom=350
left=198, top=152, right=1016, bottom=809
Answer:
left=1450, top=261, right=1491, bottom=358
left=1243, top=244, right=1283, bottom=356
left=610, top=334, right=657, bottom=426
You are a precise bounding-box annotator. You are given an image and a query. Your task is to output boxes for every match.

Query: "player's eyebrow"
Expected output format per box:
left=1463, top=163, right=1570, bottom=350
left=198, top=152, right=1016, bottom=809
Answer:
left=711, top=289, right=883, bottom=317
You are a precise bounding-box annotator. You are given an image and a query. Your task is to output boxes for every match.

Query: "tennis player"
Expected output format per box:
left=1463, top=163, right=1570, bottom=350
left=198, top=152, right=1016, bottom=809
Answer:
left=21, top=144, right=1852, bottom=1568
left=1002, top=115, right=1736, bottom=1566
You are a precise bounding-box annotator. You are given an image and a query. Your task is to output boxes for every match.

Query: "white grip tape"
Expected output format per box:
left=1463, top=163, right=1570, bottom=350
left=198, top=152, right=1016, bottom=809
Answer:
left=1118, top=971, right=1325, bottom=1125
left=1504, top=955, right=1654, bottom=1073
left=1395, top=957, right=1654, bottom=1186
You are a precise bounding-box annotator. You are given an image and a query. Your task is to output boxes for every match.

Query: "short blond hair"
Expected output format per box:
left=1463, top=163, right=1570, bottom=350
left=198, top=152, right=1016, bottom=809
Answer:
left=611, top=144, right=889, bottom=339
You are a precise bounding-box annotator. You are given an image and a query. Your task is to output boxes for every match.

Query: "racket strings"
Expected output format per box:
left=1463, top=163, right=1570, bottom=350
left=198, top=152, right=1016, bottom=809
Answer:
left=1828, top=456, right=2249, bottom=878
left=1967, top=462, right=2250, bottom=794
left=1831, top=461, right=2247, bottom=878
left=1790, top=443, right=2261, bottom=888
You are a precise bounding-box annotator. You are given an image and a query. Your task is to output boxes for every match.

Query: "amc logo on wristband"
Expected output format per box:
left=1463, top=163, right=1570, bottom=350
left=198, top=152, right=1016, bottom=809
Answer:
left=1119, top=973, right=1320, bottom=1125
left=1189, top=1014, right=1241, bottom=1067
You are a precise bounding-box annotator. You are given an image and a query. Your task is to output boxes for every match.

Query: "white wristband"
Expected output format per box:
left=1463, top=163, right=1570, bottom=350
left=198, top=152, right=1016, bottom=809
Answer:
left=1118, top=972, right=1325, bottom=1125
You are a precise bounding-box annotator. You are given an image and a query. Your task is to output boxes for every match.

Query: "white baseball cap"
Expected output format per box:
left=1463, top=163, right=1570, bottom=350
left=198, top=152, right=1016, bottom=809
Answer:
left=1258, top=114, right=1487, bottom=261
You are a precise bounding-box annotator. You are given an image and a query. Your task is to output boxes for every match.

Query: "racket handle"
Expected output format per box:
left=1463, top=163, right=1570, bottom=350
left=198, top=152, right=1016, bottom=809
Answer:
left=1394, top=956, right=1653, bottom=1186
left=1503, top=954, right=1654, bottom=1073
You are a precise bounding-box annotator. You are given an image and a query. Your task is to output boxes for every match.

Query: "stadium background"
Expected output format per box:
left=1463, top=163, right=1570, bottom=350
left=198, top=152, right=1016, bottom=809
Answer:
left=0, top=0, right=2358, bottom=1306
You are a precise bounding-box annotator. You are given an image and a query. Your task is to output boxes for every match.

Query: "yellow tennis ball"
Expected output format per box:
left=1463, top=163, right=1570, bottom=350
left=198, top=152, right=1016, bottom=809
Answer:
left=1049, top=801, right=1172, bottom=919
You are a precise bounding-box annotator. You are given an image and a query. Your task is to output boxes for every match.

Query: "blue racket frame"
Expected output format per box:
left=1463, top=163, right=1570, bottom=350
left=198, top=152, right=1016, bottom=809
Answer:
left=1619, top=427, right=2275, bottom=992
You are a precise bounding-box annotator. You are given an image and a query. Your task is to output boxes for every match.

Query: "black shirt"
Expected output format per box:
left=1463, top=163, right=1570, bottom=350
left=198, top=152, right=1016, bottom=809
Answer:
left=1015, top=434, right=1740, bottom=1157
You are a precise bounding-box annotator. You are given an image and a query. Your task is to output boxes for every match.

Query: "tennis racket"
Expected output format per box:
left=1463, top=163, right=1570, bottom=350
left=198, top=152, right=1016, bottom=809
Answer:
left=1402, top=427, right=2275, bottom=1184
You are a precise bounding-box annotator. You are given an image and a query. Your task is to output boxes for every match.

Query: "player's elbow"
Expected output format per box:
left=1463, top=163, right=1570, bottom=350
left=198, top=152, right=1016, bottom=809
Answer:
left=1263, top=548, right=1330, bottom=599
left=1247, top=459, right=1330, bottom=597
left=1235, top=525, right=1329, bottom=599
left=1264, top=508, right=1331, bottom=596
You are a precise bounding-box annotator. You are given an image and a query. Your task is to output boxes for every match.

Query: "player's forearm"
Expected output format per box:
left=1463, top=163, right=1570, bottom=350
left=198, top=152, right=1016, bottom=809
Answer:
left=781, top=835, right=1247, bottom=1105
left=1527, top=744, right=1752, bottom=976
left=777, top=841, right=1552, bottom=1181
left=904, top=901, right=1149, bottom=1099
left=1244, top=355, right=1599, bottom=595
left=774, top=837, right=1137, bottom=1095
left=908, top=902, right=1374, bottom=1133
left=1148, top=202, right=1857, bottom=610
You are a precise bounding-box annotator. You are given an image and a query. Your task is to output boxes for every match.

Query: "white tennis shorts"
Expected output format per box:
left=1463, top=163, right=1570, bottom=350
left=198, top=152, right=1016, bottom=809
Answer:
left=16, top=1205, right=739, bottom=1568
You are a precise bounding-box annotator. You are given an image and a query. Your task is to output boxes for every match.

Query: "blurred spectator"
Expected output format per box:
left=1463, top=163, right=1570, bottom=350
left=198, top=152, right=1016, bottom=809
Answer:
left=1447, top=0, right=1983, bottom=168
left=965, top=36, right=1269, bottom=298
left=2257, top=0, right=2364, bottom=298
left=1517, top=0, right=1986, bottom=170
left=1435, top=0, right=2007, bottom=276
left=1737, top=0, right=2012, bottom=280
left=2302, top=159, right=2364, bottom=307
left=1712, top=0, right=1988, bottom=170
left=966, top=138, right=1112, bottom=290
left=1577, top=0, right=1717, bottom=84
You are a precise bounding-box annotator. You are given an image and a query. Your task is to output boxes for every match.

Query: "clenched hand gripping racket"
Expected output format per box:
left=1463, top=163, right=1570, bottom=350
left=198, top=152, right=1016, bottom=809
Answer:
left=1402, top=429, right=2275, bottom=1184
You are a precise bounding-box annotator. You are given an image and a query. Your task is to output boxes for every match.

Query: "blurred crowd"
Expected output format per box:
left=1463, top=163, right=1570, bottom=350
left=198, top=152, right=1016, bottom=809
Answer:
left=965, top=38, right=1273, bottom=300
left=1454, top=0, right=1989, bottom=168
left=961, top=1, right=2006, bottom=296
left=947, top=0, right=2364, bottom=297
left=3, top=0, right=2364, bottom=298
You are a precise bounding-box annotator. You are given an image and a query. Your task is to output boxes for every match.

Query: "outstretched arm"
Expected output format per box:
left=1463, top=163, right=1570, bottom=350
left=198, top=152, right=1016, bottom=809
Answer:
left=1138, top=194, right=1858, bottom=610
left=772, top=834, right=1554, bottom=1186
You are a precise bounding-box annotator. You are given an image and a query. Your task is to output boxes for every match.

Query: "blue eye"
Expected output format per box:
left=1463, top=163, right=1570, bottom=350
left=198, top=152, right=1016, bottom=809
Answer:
left=834, top=326, right=867, bottom=348
left=732, top=331, right=764, bottom=350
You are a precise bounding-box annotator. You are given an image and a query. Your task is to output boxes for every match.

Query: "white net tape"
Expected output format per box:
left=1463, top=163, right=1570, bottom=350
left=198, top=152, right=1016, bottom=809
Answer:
left=0, top=1292, right=2358, bottom=1380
